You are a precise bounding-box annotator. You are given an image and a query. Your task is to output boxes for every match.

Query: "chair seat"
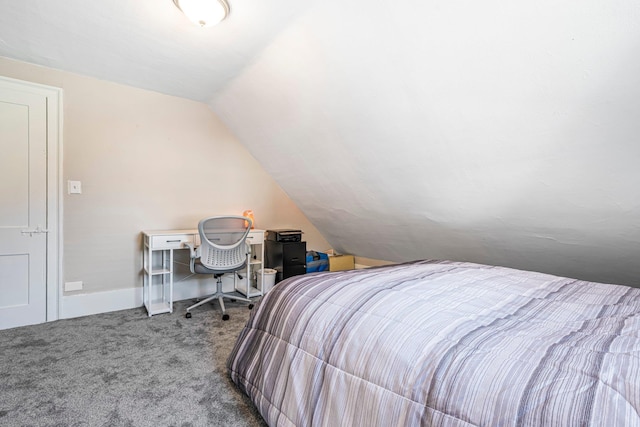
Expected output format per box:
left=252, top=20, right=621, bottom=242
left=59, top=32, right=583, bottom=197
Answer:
left=193, top=259, right=247, bottom=275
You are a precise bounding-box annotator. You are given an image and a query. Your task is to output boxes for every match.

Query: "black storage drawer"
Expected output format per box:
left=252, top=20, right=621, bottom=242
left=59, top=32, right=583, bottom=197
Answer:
left=283, top=264, right=307, bottom=280
left=266, top=240, right=307, bottom=283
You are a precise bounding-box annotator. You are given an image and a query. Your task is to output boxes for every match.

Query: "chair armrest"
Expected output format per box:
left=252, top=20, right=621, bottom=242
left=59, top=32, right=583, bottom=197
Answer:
left=183, top=242, right=197, bottom=258
left=183, top=242, right=200, bottom=274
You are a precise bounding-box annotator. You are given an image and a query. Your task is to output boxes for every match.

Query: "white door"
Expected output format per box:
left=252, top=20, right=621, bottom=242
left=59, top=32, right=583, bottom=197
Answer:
left=0, top=84, right=49, bottom=329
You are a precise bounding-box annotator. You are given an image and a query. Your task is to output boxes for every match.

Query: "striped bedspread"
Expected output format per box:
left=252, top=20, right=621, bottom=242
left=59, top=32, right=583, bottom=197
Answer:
left=227, top=260, right=640, bottom=426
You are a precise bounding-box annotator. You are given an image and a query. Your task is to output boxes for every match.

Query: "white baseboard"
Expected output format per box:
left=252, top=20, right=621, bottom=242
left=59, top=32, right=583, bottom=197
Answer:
left=61, top=287, right=143, bottom=319
left=60, top=279, right=231, bottom=320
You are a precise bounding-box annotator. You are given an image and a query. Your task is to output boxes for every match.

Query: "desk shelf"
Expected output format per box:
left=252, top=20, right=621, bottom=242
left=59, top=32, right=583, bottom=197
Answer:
left=237, top=230, right=265, bottom=298
left=144, top=267, right=171, bottom=275
left=237, top=286, right=262, bottom=297
left=148, top=301, right=172, bottom=314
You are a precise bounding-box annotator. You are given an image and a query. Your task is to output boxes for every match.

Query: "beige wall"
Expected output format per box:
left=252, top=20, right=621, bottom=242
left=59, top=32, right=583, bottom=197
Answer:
left=0, top=56, right=330, bottom=296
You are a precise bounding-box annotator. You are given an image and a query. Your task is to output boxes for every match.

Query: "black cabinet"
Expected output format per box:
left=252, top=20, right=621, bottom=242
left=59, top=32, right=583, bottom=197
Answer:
left=265, top=240, right=306, bottom=283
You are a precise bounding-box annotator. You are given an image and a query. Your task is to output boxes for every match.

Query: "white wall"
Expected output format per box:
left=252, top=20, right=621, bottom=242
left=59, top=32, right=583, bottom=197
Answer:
left=0, top=57, right=330, bottom=301
left=210, top=0, right=640, bottom=286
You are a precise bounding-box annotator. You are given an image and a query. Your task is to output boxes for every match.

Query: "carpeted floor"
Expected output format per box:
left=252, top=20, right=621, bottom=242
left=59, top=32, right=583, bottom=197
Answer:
left=0, top=299, right=267, bottom=427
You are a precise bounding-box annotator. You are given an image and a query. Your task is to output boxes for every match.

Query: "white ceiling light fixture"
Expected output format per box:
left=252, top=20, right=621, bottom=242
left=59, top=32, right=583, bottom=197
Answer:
left=173, top=0, right=229, bottom=27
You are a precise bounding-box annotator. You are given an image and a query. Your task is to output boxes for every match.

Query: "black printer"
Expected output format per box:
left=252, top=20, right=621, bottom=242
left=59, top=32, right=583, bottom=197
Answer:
left=266, top=229, right=303, bottom=243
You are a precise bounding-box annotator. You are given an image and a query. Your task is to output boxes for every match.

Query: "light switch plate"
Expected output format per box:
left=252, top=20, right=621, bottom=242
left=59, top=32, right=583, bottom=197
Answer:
left=68, top=180, right=82, bottom=194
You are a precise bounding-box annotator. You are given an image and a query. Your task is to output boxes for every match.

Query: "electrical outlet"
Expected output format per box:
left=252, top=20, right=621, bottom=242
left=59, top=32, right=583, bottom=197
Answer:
left=65, top=281, right=83, bottom=291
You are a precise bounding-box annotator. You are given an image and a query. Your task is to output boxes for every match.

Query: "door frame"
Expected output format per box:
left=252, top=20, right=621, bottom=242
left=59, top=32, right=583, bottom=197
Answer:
left=0, top=75, right=63, bottom=322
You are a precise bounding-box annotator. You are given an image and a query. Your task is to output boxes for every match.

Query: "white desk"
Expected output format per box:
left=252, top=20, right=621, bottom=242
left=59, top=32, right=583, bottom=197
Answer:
left=142, top=229, right=265, bottom=316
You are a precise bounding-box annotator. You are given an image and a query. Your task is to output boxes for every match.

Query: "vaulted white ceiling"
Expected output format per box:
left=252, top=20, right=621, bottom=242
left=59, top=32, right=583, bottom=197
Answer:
left=2, top=0, right=640, bottom=285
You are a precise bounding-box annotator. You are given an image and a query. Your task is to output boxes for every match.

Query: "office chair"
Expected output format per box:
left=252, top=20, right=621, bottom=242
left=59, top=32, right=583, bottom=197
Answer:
left=184, top=216, right=254, bottom=320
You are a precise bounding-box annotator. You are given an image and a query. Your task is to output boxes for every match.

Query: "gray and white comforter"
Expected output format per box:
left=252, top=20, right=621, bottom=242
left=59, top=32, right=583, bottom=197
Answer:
left=228, top=260, right=640, bottom=426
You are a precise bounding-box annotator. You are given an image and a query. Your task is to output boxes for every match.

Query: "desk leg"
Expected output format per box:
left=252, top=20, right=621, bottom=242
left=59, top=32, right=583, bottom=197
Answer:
left=169, top=249, right=174, bottom=313
left=144, top=245, right=152, bottom=317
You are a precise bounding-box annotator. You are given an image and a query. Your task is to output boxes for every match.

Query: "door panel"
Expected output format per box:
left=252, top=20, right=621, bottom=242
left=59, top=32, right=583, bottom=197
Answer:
left=0, top=86, right=48, bottom=330
left=0, top=254, right=29, bottom=307
left=0, top=102, right=29, bottom=226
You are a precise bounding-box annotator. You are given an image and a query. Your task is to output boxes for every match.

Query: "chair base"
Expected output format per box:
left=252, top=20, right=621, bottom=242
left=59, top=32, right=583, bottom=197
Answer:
left=185, top=276, right=252, bottom=320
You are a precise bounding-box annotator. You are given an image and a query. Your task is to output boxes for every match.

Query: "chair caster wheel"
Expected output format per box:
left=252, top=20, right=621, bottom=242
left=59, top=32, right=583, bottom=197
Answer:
left=248, top=304, right=254, bottom=310
left=185, top=312, right=192, bottom=319
left=222, top=314, right=230, bottom=321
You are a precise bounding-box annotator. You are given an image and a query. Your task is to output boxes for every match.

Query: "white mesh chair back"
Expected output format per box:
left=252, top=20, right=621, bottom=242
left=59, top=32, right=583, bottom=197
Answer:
left=198, top=216, right=252, bottom=271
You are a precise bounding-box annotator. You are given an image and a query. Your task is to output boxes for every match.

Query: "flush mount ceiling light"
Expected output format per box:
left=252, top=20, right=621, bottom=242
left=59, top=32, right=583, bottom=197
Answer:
left=173, top=0, right=229, bottom=27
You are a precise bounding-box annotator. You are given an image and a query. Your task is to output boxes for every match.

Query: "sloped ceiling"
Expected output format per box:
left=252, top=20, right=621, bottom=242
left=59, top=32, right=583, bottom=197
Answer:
left=1, top=0, right=639, bottom=285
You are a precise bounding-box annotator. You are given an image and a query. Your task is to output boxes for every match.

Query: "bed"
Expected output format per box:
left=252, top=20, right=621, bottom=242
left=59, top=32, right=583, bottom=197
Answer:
left=227, top=260, right=640, bottom=426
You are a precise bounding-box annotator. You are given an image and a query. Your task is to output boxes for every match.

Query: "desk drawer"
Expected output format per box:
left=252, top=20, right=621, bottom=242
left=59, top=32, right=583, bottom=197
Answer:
left=246, top=230, right=264, bottom=245
left=150, top=234, right=195, bottom=249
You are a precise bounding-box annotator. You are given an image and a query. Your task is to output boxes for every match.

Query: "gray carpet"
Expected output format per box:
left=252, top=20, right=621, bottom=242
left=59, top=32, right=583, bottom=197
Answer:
left=0, top=300, right=267, bottom=427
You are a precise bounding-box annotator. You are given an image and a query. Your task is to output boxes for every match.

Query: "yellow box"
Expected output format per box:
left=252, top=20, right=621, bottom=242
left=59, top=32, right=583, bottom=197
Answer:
left=329, top=254, right=355, bottom=271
